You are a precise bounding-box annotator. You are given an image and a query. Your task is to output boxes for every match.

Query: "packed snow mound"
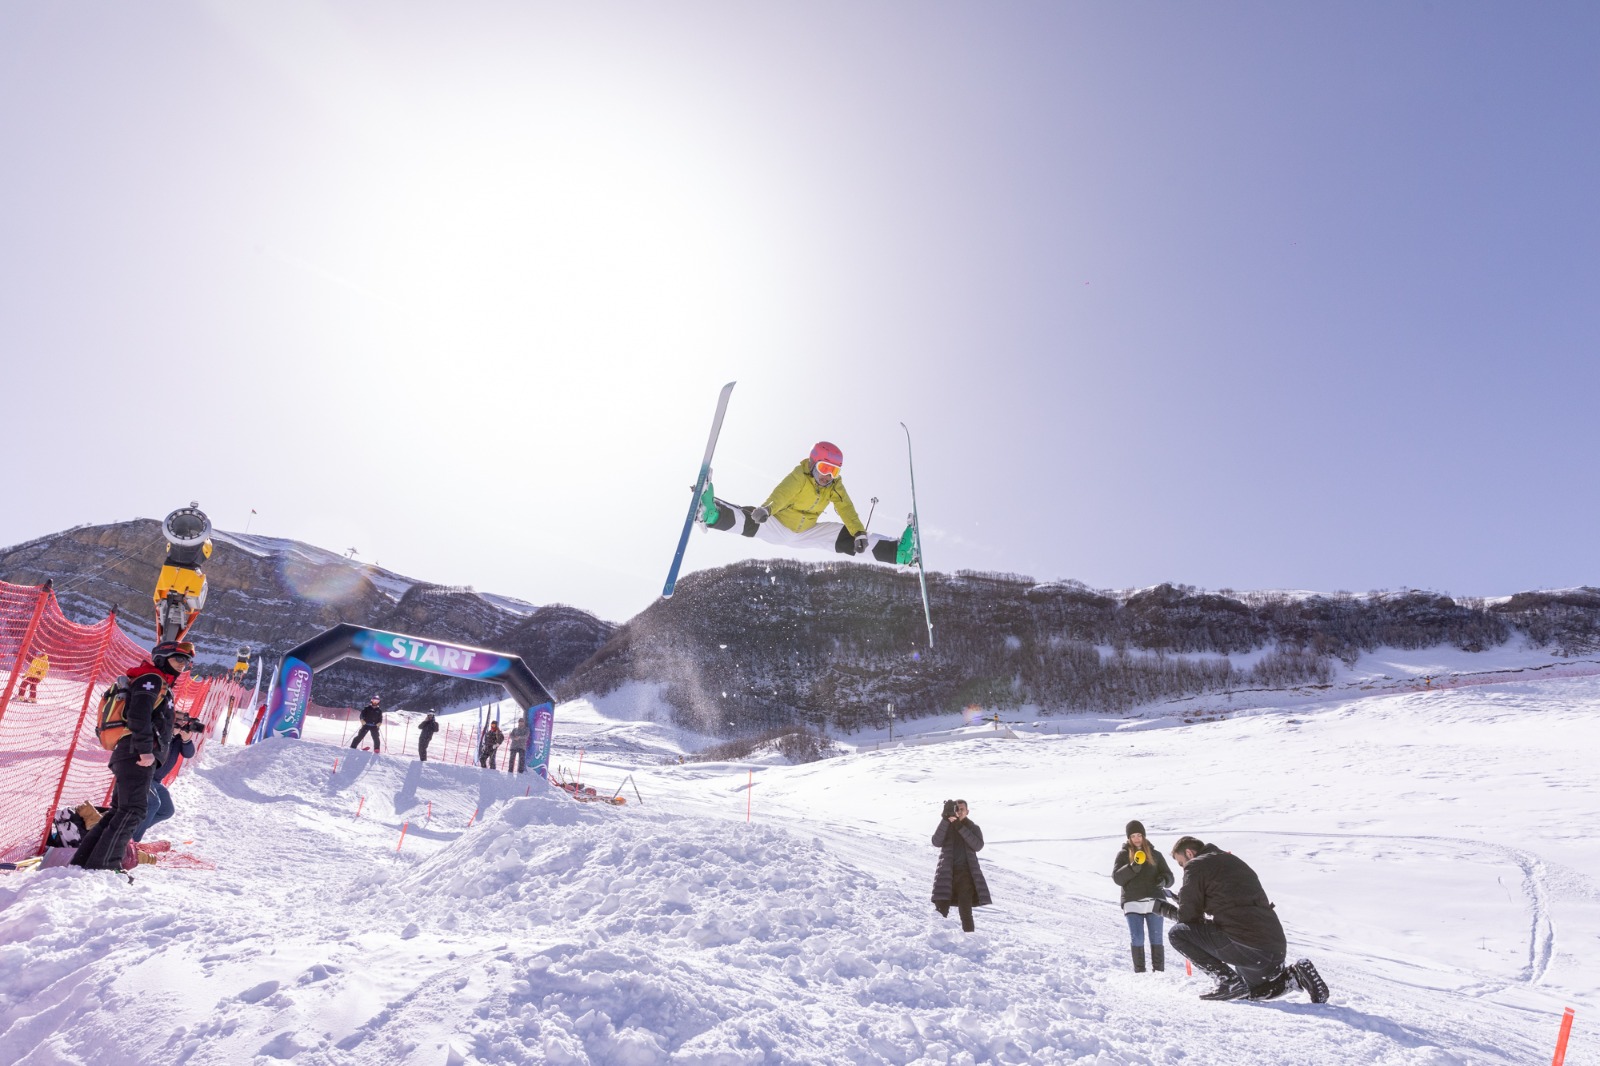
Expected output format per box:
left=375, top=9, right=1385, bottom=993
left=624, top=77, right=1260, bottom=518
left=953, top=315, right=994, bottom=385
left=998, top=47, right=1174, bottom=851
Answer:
left=3, top=677, right=1597, bottom=1064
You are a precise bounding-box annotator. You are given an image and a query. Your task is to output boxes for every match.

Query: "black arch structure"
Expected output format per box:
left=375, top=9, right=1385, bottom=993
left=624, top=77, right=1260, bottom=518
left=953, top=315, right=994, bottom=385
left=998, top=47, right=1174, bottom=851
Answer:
left=256, top=623, right=556, bottom=778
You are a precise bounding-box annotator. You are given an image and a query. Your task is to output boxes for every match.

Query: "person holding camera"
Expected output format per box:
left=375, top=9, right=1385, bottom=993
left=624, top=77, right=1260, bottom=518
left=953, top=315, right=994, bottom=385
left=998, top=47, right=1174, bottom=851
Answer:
left=134, top=712, right=204, bottom=844
left=930, top=799, right=991, bottom=933
left=1156, top=836, right=1330, bottom=1002
left=1113, top=820, right=1175, bottom=973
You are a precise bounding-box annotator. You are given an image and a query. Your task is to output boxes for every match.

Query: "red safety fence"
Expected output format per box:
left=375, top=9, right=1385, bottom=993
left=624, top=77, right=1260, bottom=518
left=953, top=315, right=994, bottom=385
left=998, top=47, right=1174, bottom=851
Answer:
left=0, top=580, right=245, bottom=862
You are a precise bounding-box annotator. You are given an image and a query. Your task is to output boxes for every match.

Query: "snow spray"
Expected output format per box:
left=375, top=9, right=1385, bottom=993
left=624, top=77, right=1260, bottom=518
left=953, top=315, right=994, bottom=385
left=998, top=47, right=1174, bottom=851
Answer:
left=1552, top=1007, right=1575, bottom=1066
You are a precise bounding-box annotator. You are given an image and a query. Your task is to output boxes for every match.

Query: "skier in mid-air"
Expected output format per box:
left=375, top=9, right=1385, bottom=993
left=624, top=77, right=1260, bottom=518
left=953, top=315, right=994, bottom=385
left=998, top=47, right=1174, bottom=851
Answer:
left=700, top=442, right=916, bottom=564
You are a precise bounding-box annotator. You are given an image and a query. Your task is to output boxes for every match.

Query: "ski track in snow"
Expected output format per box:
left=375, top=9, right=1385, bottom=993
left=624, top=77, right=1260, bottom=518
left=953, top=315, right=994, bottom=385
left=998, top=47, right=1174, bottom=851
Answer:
left=2, top=671, right=1598, bottom=1064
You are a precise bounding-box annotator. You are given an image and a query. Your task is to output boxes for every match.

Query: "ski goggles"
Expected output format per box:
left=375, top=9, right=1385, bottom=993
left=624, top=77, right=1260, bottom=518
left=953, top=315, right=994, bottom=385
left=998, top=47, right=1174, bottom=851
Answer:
left=813, top=460, right=841, bottom=478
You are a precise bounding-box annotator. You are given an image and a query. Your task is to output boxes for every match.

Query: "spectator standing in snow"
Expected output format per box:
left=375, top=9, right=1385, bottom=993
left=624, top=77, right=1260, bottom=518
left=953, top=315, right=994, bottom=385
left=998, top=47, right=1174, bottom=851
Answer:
left=1113, top=819, right=1176, bottom=973
left=350, top=696, right=384, bottom=752
left=1158, top=836, right=1328, bottom=1002
left=18, top=651, right=47, bottom=702
left=505, top=719, right=529, bottom=774
left=417, top=713, right=440, bottom=762
left=71, top=641, right=192, bottom=870
left=478, top=722, right=503, bottom=769
left=930, top=799, right=991, bottom=933
left=134, top=713, right=203, bottom=842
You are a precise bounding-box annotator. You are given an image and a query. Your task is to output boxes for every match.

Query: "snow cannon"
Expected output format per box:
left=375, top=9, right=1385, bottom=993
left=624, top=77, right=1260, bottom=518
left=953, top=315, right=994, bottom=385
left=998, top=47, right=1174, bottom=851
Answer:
left=155, top=502, right=213, bottom=642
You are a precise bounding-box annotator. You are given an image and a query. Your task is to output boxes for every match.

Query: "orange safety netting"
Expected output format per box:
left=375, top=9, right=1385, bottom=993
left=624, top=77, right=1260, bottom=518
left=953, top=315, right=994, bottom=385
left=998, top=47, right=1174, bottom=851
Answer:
left=0, top=579, right=245, bottom=862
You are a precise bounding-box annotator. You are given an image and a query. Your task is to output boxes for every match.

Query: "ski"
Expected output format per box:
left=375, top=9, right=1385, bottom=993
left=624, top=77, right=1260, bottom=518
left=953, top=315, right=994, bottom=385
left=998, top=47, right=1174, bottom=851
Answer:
left=663, top=381, right=736, bottom=598
left=901, top=421, right=933, bottom=648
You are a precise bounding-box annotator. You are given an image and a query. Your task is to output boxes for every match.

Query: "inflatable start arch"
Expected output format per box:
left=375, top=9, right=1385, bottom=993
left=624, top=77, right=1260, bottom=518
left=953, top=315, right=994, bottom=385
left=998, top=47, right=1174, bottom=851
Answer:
left=257, top=624, right=556, bottom=777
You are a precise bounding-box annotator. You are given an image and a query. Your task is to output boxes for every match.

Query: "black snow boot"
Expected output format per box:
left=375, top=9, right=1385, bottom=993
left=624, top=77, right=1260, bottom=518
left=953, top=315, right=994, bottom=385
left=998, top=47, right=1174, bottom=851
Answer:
left=1199, top=972, right=1249, bottom=1001
left=1131, top=946, right=1146, bottom=973
left=1247, top=969, right=1292, bottom=1000
left=1289, top=958, right=1330, bottom=1003
left=1151, top=945, right=1165, bottom=972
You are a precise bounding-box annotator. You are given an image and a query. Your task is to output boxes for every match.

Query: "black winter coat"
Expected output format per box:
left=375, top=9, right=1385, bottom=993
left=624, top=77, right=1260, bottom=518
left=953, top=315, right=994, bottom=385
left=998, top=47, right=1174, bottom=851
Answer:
left=930, top=818, right=992, bottom=907
left=1112, top=843, right=1175, bottom=906
left=122, top=663, right=178, bottom=763
left=1176, top=844, right=1286, bottom=954
left=360, top=703, right=384, bottom=725
left=418, top=718, right=440, bottom=738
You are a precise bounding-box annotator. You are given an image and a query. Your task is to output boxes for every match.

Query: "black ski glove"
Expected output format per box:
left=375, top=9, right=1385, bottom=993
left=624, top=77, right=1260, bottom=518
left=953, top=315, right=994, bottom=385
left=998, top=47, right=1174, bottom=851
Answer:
left=750, top=506, right=770, bottom=524
left=853, top=533, right=869, bottom=554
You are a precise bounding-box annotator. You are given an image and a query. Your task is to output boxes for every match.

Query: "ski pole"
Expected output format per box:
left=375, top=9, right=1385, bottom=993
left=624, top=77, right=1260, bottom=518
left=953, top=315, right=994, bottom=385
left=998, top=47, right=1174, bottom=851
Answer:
left=864, top=497, right=879, bottom=532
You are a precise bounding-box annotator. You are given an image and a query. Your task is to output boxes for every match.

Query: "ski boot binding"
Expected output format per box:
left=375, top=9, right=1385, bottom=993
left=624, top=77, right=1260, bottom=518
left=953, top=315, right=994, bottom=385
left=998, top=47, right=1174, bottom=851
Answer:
left=896, top=516, right=919, bottom=566
left=697, top=479, right=720, bottom=528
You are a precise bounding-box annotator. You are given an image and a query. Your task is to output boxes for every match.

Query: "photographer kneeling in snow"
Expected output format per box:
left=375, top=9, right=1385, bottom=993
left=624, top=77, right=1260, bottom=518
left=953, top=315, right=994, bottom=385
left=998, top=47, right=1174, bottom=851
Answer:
left=1158, top=836, right=1329, bottom=1002
left=931, top=799, right=990, bottom=933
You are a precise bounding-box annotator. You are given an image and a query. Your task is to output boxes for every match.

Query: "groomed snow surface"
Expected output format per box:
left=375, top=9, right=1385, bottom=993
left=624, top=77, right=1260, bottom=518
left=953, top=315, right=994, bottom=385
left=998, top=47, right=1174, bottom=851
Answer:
left=2, top=667, right=1596, bottom=1065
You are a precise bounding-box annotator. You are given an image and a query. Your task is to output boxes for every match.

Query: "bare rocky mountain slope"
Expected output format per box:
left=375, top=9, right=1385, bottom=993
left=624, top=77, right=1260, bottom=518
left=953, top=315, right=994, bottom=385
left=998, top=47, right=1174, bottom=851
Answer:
left=0, top=521, right=614, bottom=711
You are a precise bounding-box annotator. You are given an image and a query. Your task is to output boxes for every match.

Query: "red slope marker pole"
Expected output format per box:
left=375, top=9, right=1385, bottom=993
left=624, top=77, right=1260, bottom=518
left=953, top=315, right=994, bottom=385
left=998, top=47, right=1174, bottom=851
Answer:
left=395, top=821, right=409, bottom=853
left=466, top=807, right=478, bottom=829
left=354, top=795, right=365, bottom=819
left=1552, top=1007, right=1575, bottom=1066
left=1185, top=959, right=1192, bottom=976
left=332, top=757, right=339, bottom=776
left=425, top=800, right=432, bottom=826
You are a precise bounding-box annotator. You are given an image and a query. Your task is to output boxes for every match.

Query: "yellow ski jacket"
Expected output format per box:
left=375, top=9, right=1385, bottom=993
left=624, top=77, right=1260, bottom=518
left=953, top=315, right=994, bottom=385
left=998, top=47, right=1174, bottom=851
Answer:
left=26, top=654, right=48, bottom=679
left=760, top=460, right=865, bottom=534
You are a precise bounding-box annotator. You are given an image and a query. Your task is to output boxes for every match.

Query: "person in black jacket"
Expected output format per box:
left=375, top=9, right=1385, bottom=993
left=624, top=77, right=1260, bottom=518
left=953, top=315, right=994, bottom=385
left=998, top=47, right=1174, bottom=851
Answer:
left=1112, top=820, right=1175, bottom=973
left=133, top=712, right=203, bottom=842
left=1158, top=836, right=1328, bottom=1002
left=350, top=696, right=384, bottom=752
left=71, top=641, right=193, bottom=870
left=417, top=713, right=440, bottom=762
left=930, top=800, right=991, bottom=933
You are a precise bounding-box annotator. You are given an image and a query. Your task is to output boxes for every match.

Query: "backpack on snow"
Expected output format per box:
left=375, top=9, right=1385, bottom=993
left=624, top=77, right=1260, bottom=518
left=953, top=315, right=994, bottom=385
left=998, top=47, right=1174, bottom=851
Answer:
left=96, top=675, right=168, bottom=751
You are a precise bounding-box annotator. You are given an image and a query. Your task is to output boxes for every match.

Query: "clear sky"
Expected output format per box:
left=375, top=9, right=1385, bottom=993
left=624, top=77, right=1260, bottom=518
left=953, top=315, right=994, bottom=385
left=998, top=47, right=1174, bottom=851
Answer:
left=3, top=3, right=1596, bottom=623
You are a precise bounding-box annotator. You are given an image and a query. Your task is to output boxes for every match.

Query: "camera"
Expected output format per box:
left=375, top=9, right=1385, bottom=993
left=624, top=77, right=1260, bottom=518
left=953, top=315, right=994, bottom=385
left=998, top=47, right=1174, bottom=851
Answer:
left=941, top=799, right=957, bottom=819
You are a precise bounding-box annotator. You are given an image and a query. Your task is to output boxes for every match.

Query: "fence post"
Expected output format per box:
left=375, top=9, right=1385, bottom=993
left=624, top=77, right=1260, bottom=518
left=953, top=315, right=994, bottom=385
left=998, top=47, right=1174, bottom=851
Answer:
left=0, top=581, right=52, bottom=730
left=37, top=607, right=118, bottom=855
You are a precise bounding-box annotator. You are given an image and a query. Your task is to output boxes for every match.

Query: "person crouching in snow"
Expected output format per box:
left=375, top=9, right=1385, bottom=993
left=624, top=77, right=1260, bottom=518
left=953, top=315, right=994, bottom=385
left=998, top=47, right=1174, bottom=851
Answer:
left=931, top=799, right=990, bottom=932
left=1113, top=819, right=1175, bottom=973
left=1157, top=835, right=1330, bottom=1002
left=700, top=441, right=917, bottom=565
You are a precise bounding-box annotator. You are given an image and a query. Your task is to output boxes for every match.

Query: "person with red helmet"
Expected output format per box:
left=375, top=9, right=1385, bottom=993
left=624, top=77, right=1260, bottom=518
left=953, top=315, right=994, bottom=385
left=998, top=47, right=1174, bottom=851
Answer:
left=699, top=441, right=916, bottom=564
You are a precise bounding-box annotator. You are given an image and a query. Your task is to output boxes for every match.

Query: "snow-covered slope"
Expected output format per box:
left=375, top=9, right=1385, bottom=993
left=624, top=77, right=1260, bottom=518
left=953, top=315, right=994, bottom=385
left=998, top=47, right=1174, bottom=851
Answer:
left=1, top=672, right=1594, bottom=1064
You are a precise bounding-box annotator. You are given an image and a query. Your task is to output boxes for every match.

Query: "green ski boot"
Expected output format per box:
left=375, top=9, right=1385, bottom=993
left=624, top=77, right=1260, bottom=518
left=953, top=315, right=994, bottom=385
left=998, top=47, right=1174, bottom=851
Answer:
left=896, top=520, right=918, bottom=565
left=698, top=481, right=720, bottom=527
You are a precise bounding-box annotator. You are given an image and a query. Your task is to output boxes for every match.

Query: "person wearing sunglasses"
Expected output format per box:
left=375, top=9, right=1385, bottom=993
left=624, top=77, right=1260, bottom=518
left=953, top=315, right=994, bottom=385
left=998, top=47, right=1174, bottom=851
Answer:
left=698, top=441, right=916, bottom=564
left=71, top=640, right=194, bottom=871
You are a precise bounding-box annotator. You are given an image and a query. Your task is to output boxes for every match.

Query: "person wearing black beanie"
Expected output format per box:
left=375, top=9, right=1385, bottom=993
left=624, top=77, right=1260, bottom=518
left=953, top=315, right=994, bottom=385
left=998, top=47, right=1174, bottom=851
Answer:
left=1112, top=819, right=1175, bottom=973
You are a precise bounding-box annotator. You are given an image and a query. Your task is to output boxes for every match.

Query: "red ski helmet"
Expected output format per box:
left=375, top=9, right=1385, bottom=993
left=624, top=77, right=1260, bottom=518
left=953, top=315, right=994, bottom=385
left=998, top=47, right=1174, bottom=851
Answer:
left=809, top=441, right=843, bottom=471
